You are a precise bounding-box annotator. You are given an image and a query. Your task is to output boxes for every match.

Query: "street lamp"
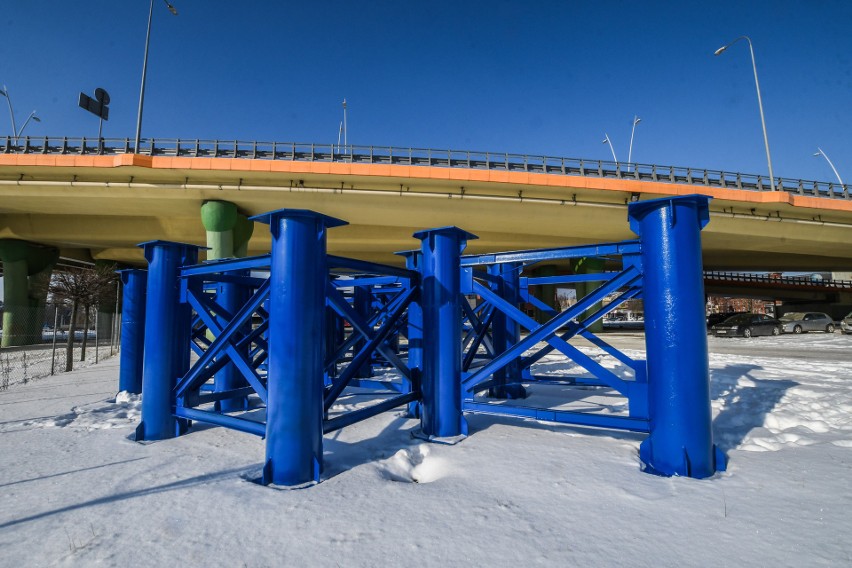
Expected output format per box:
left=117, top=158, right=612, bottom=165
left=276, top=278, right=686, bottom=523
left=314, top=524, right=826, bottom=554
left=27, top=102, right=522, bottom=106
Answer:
left=134, top=0, right=178, bottom=153
left=0, top=85, right=18, bottom=142
left=627, top=115, right=641, bottom=171
left=602, top=133, right=618, bottom=163
left=17, top=111, right=41, bottom=140
left=0, top=86, right=41, bottom=143
left=715, top=36, right=776, bottom=191
left=814, top=147, right=844, bottom=186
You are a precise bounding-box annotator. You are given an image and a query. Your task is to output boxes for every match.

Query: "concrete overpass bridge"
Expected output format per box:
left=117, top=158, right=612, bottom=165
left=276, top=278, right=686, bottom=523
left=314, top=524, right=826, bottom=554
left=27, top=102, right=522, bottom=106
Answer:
left=1, top=136, right=851, bottom=271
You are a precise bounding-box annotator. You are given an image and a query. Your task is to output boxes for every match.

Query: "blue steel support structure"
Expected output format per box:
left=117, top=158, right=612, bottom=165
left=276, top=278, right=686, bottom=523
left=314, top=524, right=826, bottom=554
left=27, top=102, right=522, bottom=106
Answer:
left=628, top=195, right=726, bottom=478
left=123, top=197, right=726, bottom=484
left=137, top=241, right=200, bottom=441
left=252, top=209, right=347, bottom=487
left=117, top=269, right=147, bottom=394
left=414, top=227, right=477, bottom=439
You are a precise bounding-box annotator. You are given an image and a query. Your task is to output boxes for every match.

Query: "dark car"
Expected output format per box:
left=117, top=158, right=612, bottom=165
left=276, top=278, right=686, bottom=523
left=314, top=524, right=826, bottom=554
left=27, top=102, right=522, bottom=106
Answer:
left=711, top=313, right=782, bottom=338
left=707, top=312, right=746, bottom=329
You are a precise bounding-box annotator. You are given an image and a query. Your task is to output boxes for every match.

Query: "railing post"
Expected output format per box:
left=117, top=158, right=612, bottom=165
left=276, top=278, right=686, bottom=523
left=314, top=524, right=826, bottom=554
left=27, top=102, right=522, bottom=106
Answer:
left=137, top=241, right=201, bottom=441
left=117, top=269, right=147, bottom=394
left=628, top=195, right=725, bottom=478
left=251, top=209, right=347, bottom=487
left=413, top=226, right=477, bottom=439
left=487, top=262, right=526, bottom=399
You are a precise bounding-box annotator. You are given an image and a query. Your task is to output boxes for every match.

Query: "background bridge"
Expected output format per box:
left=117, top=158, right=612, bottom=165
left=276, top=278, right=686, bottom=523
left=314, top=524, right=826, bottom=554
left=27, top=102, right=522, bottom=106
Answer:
left=2, top=138, right=852, bottom=276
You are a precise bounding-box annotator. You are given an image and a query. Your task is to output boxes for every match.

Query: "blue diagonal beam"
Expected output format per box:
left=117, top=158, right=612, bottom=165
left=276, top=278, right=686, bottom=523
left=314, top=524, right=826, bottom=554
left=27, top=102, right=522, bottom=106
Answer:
left=325, top=284, right=411, bottom=379
left=184, top=290, right=268, bottom=403
left=462, top=267, right=640, bottom=392
left=174, top=280, right=270, bottom=398
left=324, top=287, right=416, bottom=410
left=462, top=300, right=496, bottom=371
left=521, top=286, right=642, bottom=369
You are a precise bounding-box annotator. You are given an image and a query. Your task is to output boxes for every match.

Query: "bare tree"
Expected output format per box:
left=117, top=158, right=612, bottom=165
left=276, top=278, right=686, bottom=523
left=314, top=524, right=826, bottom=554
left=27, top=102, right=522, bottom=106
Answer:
left=49, top=266, right=117, bottom=372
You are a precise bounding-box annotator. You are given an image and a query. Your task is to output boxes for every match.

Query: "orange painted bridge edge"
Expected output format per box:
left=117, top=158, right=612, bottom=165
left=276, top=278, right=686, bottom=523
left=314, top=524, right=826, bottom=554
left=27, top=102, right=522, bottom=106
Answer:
left=1, top=153, right=849, bottom=213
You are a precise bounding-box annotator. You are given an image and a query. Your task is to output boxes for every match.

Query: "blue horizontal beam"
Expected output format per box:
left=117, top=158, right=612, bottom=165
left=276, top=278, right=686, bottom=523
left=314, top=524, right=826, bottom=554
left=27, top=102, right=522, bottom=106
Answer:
left=180, top=254, right=272, bottom=277
left=327, top=255, right=416, bottom=279
left=462, top=401, right=649, bottom=433
left=333, top=276, right=405, bottom=288
left=348, top=379, right=406, bottom=393
left=174, top=406, right=266, bottom=437
left=323, top=391, right=420, bottom=434
left=524, top=273, right=616, bottom=286
left=184, top=386, right=257, bottom=407
left=460, top=241, right=641, bottom=267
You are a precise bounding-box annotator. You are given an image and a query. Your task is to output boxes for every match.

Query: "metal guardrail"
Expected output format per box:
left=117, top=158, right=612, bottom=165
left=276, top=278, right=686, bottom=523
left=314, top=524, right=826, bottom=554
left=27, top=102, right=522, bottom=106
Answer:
left=2, top=136, right=849, bottom=200
left=704, top=271, right=852, bottom=291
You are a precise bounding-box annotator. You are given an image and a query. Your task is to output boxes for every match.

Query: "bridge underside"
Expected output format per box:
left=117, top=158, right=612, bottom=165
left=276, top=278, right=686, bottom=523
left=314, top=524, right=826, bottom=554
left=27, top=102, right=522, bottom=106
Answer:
left=2, top=154, right=852, bottom=271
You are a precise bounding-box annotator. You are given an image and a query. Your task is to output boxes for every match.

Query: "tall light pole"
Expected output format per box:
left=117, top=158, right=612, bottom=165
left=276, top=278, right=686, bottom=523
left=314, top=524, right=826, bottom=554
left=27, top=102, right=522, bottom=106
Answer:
left=342, top=99, right=348, bottom=151
left=814, top=147, right=844, bottom=186
left=715, top=36, right=776, bottom=191
left=627, top=115, right=641, bottom=171
left=135, top=0, right=178, bottom=153
left=602, top=133, right=618, bottom=163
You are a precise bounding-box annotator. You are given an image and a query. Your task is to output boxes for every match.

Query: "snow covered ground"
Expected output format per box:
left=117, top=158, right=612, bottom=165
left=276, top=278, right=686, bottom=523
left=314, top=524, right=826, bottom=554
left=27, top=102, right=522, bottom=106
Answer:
left=1, top=333, right=850, bottom=567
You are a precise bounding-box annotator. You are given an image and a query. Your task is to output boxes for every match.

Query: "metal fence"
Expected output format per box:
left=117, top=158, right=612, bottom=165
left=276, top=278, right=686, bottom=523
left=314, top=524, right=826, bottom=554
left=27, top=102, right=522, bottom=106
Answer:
left=0, top=305, right=121, bottom=391
left=2, top=136, right=848, bottom=200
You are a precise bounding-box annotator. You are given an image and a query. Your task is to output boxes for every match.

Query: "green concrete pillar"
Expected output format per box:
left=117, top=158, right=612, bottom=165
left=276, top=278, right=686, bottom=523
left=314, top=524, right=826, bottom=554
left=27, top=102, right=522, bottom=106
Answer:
left=1, top=241, right=29, bottom=347
left=0, top=240, right=58, bottom=347
left=233, top=214, right=255, bottom=259
left=572, top=257, right=606, bottom=333
left=26, top=246, right=58, bottom=344
left=201, top=200, right=239, bottom=260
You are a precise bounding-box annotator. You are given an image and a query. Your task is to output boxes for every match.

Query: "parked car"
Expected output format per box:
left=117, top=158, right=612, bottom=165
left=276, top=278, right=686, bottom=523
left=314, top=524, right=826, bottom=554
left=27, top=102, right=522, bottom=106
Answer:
left=711, top=313, right=782, bottom=338
left=778, top=312, right=835, bottom=334
left=707, top=312, right=746, bottom=329
left=841, top=311, right=852, bottom=335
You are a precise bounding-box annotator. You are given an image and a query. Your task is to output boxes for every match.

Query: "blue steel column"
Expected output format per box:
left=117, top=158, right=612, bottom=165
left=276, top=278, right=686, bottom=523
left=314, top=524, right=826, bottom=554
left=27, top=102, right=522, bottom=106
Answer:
left=396, top=250, right=422, bottom=418
left=413, top=227, right=477, bottom=439
left=251, top=209, right=347, bottom=486
left=215, top=272, right=249, bottom=411
left=353, top=285, right=374, bottom=378
left=117, top=269, right=147, bottom=394
left=487, top=262, right=526, bottom=399
left=628, top=195, right=725, bottom=478
left=137, top=241, right=200, bottom=441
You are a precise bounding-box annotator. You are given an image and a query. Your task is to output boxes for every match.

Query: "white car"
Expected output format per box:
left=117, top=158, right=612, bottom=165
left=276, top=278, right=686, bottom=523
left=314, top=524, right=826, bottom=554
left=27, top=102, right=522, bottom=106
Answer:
left=779, top=312, right=835, bottom=334
left=840, top=312, right=852, bottom=335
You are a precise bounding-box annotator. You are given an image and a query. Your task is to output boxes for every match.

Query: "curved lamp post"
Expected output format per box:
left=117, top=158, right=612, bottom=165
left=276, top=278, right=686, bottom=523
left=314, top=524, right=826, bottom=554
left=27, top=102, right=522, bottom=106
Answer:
left=0, top=86, right=41, bottom=143
left=602, top=133, right=618, bottom=163
left=814, top=147, right=844, bottom=186
left=715, top=36, right=776, bottom=191
left=627, top=115, right=641, bottom=172
left=17, top=111, right=41, bottom=141
left=134, top=0, right=178, bottom=153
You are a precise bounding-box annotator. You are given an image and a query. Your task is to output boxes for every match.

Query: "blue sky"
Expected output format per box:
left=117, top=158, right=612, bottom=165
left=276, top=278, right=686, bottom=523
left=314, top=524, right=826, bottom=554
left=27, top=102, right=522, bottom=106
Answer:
left=1, top=0, right=850, bottom=184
